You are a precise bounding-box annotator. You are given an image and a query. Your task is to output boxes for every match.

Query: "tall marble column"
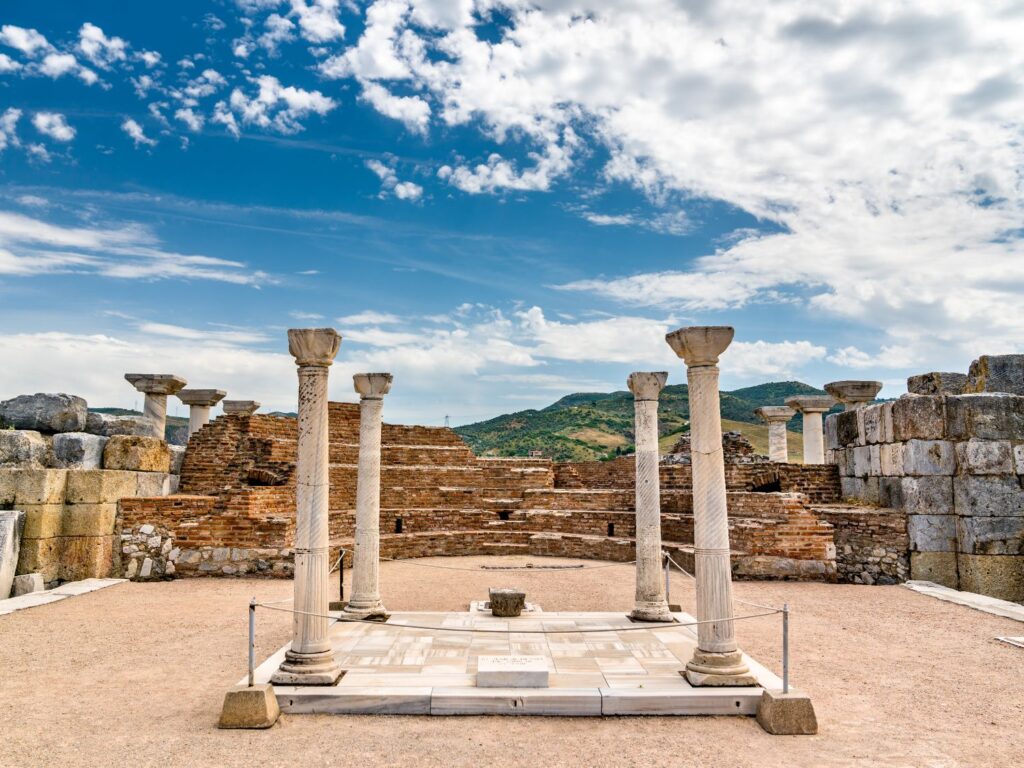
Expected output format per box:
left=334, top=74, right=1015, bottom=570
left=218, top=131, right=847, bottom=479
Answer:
left=176, top=389, right=226, bottom=437
left=124, top=374, right=187, bottom=439
left=272, top=328, right=343, bottom=686
left=345, top=372, right=393, bottom=619
left=754, top=405, right=796, bottom=463
left=666, top=326, right=755, bottom=686
left=222, top=400, right=261, bottom=416
left=784, top=396, right=835, bottom=465
left=627, top=371, right=673, bottom=622
left=824, top=380, right=882, bottom=411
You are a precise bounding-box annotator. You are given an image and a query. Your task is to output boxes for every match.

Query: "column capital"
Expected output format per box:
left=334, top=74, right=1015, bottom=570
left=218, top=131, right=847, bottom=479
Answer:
left=754, top=405, right=796, bottom=424
left=288, top=328, right=341, bottom=367
left=784, top=395, right=835, bottom=414
left=627, top=371, right=668, bottom=401
left=177, top=388, right=226, bottom=407
left=353, top=372, right=393, bottom=400
left=665, top=326, right=734, bottom=367
left=823, top=380, right=882, bottom=409
left=124, top=373, right=187, bottom=395
left=222, top=400, right=260, bottom=416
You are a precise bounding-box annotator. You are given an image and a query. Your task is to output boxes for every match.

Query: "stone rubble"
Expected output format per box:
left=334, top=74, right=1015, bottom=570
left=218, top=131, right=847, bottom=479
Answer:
left=0, top=393, right=88, bottom=433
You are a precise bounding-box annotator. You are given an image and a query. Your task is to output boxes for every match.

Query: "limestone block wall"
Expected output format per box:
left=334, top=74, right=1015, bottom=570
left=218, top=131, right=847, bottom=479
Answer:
left=827, top=393, right=1024, bottom=601
left=814, top=506, right=909, bottom=585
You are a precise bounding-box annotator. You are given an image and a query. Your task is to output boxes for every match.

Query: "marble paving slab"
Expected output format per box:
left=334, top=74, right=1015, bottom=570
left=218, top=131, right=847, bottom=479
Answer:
left=243, top=610, right=779, bottom=716
left=0, top=578, right=126, bottom=616
left=904, top=581, right=1024, bottom=623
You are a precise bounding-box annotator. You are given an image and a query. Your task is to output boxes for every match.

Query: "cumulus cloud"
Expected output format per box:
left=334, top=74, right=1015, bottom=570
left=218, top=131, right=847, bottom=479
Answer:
left=358, top=80, right=429, bottom=133
left=0, top=25, right=51, bottom=56
left=337, top=310, right=402, bottom=325
left=227, top=75, right=335, bottom=133
left=289, top=0, right=346, bottom=43
left=121, top=119, right=157, bottom=147
left=77, top=23, right=127, bottom=68
left=174, top=108, right=204, bottom=132
left=0, top=53, right=22, bottom=72
left=0, top=108, right=21, bottom=152
left=31, top=112, right=75, bottom=142
left=365, top=158, right=423, bottom=201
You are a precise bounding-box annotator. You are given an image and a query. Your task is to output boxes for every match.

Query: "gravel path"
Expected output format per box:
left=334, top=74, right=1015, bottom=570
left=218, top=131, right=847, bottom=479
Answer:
left=1, top=556, right=1022, bottom=767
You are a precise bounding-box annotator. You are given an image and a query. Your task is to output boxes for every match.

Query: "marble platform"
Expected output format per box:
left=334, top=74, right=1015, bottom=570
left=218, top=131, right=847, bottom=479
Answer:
left=245, top=610, right=781, bottom=716
left=0, top=578, right=127, bottom=616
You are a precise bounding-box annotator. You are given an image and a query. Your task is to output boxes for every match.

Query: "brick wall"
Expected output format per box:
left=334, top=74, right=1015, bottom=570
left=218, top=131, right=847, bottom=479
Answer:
left=814, top=505, right=909, bottom=585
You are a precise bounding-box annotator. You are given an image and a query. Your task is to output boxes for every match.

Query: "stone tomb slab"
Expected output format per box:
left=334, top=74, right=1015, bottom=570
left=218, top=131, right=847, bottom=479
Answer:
left=245, top=611, right=779, bottom=717
left=477, top=655, right=549, bottom=687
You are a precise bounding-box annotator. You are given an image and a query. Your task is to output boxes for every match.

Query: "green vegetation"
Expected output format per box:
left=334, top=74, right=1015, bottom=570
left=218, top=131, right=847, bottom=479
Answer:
left=455, top=380, right=833, bottom=462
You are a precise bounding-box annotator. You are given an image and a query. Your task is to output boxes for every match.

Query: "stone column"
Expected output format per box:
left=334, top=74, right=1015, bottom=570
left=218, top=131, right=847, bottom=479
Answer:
left=784, top=396, right=835, bottom=465
left=666, top=326, right=755, bottom=686
left=272, top=328, right=343, bottom=686
left=222, top=400, right=261, bottom=416
left=176, top=389, right=226, bottom=437
left=125, top=374, right=187, bottom=439
left=345, top=373, right=393, bottom=619
left=627, top=371, right=673, bottom=622
left=754, top=406, right=796, bottom=463
left=824, top=380, right=882, bottom=411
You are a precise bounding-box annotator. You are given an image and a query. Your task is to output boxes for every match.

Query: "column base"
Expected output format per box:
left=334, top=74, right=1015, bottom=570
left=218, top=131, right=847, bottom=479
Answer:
left=343, top=599, right=389, bottom=621
left=628, top=600, right=675, bottom=623
left=270, top=648, right=344, bottom=686
left=684, top=649, right=758, bottom=687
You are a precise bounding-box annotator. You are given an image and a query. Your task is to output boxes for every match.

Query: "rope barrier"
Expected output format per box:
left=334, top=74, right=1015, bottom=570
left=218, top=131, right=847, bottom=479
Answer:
left=377, top=556, right=637, bottom=573
left=664, top=552, right=787, bottom=614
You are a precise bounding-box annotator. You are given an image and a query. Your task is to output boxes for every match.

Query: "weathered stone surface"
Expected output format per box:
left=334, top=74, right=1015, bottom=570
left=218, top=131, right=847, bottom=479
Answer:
left=85, top=412, right=153, bottom=438
left=898, top=477, right=954, bottom=516
left=52, top=432, right=108, bottom=470
left=910, top=551, right=958, bottom=589
left=861, top=404, right=890, bottom=445
left=62, top=503, right=119, bottom=537
left=136, top=471, right=172, bottom=497
left=954, top=475, right=1024, bottom=517
left=824, top=380, right=882, bottom=410
left=222, top=400, right=260, bottom=416
left=907, top=372, right=968, bottom=396
left=852, top=445, right=872, bottom=478
left=218, top=684, right=280, bottom=729
left=476, top=655, right=549, bottom=688
left=65, top=470, right=137, bottom=504
left=879, top=443, right=904, bottom=476
left=102, top=436, right=170, bottom=473
left=958, top=554, right=1024, bottom=602
left=124, top=374, right=187, bottom=396
left=0, top=393, right=87, bottom=433
left=1015, top=444, right=1024, bottom=475
left=0, top=430, right=49, bottom=467
left=956, top=517, right=1024, bottom=555
left=489, top=587, right=526, bottom=617
left=60, top=535, right=116, bottom=581
left=16, top=536, right=59, bottom=583
left=4, top=469, right=68, bottom=505
left=824, top=414, right=839, bottom=451
left=20, top=504, right=63, bottom=539
left=954, top=439, right=1013, bottom=475
left=835, top=410, right=860, bottom=447
left=945, top=393, right=1024, bottom=441
left=892, top=396, right=945, bottom=441
left=902, top=440, right=956, bottom=476
left=966, top=355, right=1024, bottom=396
left=12, top=572, right=43, bottom=596
left=907, top=514, right=957, bottom=552
left=169, top=445, right=186, bottom=475
left=1, top=510, right=26, bottom=598
left=840, top=476, right=879, bottom=505
left=756, top=689, right=818, bottom=735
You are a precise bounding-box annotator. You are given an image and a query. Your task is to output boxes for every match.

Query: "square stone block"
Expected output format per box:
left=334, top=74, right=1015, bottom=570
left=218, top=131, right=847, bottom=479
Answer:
left=1014, top=444, right=1024, bottom=475
left=956, top=516, right=1024, bottom=555
left=136, top=472, right=172, bottom=497
left=910, top=551, right=958, bottom=589
left=954, top=476, right=1024, bottom=517
left=957, top=554, right=1024, bottom=602
left=878, top=477, right=903, bottom=508
left=756, top=690, right=818, bottom=735
left=899, top=477, right=954, bottom=516
left=841, top=476, right=879, bottom=505
left=0, top=430, right=49, bottom=468
left=835, top=448, right=852, bottom=477
left=836, top=410, right=860, bottom=447
left=102, top=436, right=170, bottom=473
left=955, top=439, right=1013, bottom=475
left=966, top=355, right=1024, bottom=396
left=0, top=470, right=17, bottom=505
left=892, top=396, right=945, bottom=441
left=59, top=535, right=117, bottom=581
left=10, top=469, right=68, bottom=504
left=862, top=404, right=890, bottom=445
left=17, top=537, right=60, bottom=583
left=62, top=503, right=119, bottom=537
left=20, top=503, right=64, bottom=539
left=879, top=443, right=904, bottom=476
left=476, top=656, right=548, bottom=688
left=946, top=393, right=1024, bottom=441
left=907, top=514, right=957, bottom=552
left=902, top=440, right=956, bottom=476
left=52, top=433, right=108, bottom=470
left=851, top=446, right=872, bottom=478
left=868, top=445, right=881, bottom=477
left=824, top=414, right=839, bottom=451
left=65, top=470, right=139, bottom=504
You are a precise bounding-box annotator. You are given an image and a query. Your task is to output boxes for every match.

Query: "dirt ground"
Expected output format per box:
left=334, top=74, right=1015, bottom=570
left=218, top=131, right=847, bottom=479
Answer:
left=1, top=556, right=1022, bottom=768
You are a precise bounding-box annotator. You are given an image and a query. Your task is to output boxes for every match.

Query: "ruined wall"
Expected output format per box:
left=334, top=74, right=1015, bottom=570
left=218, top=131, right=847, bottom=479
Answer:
left=827, top=393, right=1024, bottom=601
left=814, top=506, right=909, bottom=585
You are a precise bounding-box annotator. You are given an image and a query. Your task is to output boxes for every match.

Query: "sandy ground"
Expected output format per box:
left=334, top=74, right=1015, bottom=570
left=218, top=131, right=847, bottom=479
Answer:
left=1, top=556, right=1022, bottom=768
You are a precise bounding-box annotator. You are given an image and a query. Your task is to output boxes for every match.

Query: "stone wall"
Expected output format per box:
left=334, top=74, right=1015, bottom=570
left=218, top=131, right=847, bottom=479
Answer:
left=814, top=506, right=909, bottom=585
left=827, top=393, right=1024, bottom=601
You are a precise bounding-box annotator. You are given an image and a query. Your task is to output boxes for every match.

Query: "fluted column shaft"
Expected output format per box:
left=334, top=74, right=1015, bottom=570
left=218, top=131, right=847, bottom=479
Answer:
left=767, top=422, right=788, bottom=462
left=346, top=396, right=386, bottom=616
left=143, top=393, right=168, bottom=439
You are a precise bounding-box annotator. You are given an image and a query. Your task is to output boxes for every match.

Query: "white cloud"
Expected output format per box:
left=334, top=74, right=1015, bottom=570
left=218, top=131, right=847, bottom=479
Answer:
left=174, top=108, right=204, bottom=132
left=0, top=25, right=50, bottom=56
left=365, top=157, right=422, bottom=201
left=121, top=118, right=157, bottom=147
left=228, top=75, right=335, bottom=133
left=16, top=194, right=48, bottom=207
left=438, top=134, right=577, bottom=194
left=827, top=345, right=919, bottom=370
left=289, top=0, right=346, bottom=43
left=0, top=53, right=22, bottom=72
left=290, top=310, right=325, bottom=321
left=393, top=181, right=422, bottom=200
left=31, top=112, right=75, bottom=142
left=138, top=321, right=269, bottom=345
left=211, top=101, right=240, bottom=137
left=358, top=80, right=429, bottom=133
left=77, top=23, right=127, bottom=68
left=138, top=50, right=161, bottom=68
left=258, top=13, right=296, bottom=53
left=337, top=310, right=402, bottom=325
left=0, top=108, right=21, bottom=152
left=39, top=52, right=78, bottom=77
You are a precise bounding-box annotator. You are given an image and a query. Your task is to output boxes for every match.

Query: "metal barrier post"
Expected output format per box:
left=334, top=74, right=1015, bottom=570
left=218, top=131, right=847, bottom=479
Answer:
left=248, top=597, right=256, bottom=688
left=339, top=551, right=345, bottom=603
left=664, top=554, right=670, bottom=605
left=782, top=602, right=789, bottom=694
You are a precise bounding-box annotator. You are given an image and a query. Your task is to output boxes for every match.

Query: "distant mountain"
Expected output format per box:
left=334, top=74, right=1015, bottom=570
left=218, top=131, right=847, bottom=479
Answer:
left=90, top=407, right=189, bottom=444
left=455, top=381, right=836, bottom=462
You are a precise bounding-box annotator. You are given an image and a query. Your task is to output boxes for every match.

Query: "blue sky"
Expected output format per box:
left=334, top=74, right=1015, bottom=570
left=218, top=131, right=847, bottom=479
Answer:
left=0, top=2, right=1021, bottom=424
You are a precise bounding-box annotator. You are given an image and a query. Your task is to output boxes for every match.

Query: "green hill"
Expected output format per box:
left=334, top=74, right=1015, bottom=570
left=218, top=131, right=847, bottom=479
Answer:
left=455, top=381, right=834, bottom=462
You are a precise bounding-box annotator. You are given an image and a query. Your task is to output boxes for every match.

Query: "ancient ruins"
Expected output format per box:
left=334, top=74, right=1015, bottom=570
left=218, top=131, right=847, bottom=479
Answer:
left=2, top=327, right=1023, bottom=732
